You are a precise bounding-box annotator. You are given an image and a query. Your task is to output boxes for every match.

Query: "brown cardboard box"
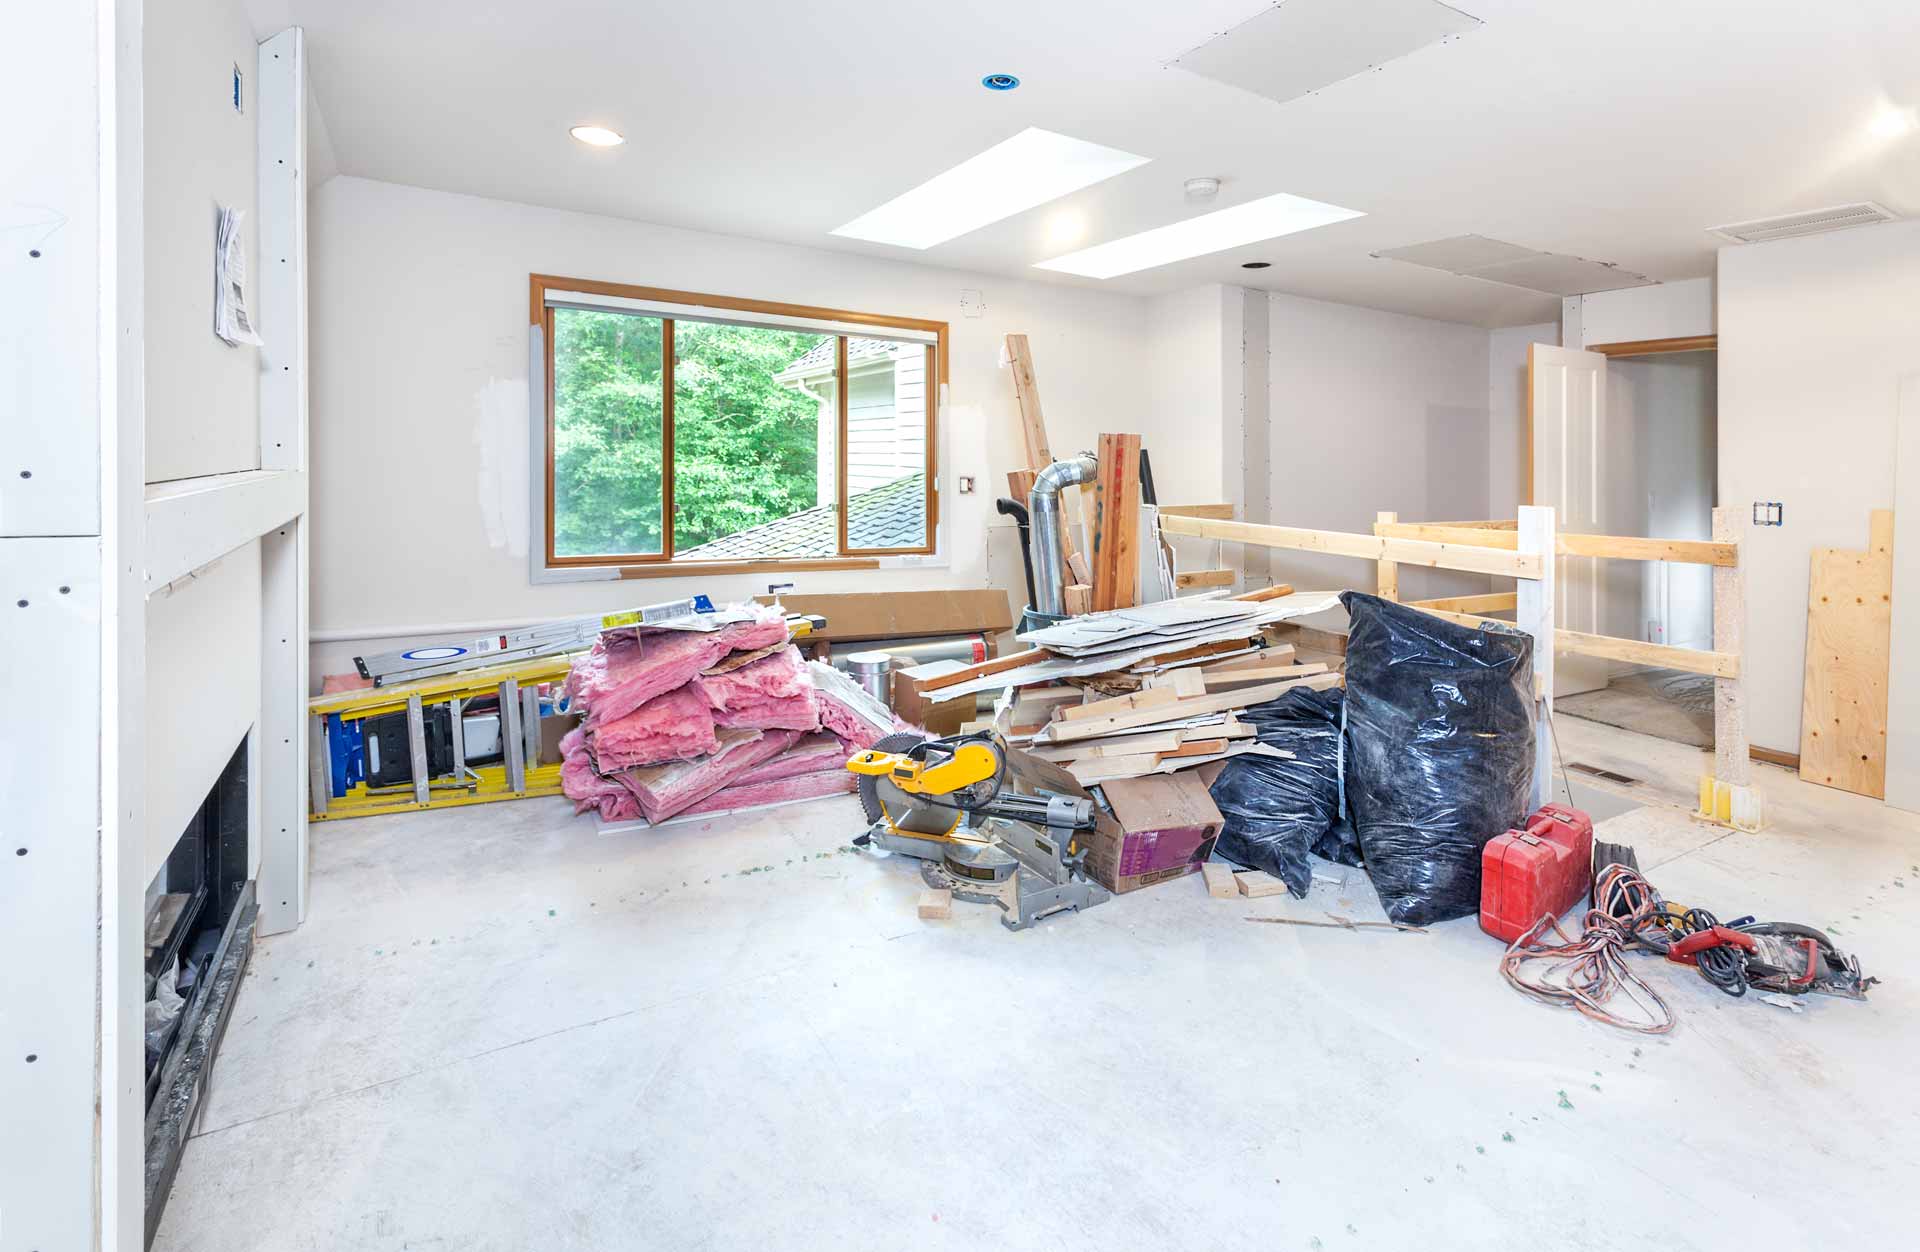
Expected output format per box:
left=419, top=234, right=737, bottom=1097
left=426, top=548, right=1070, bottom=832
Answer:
left=891, top=668, right=969, bottom=738
left=1083, top=772, right=1224, bottom=894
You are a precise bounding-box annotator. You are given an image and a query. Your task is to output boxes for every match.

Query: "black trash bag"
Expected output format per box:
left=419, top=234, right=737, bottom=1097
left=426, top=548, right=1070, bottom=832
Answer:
left=1340, top=591, right=1535, bottom=925
left=1208, top=685, right=1348, bottom=897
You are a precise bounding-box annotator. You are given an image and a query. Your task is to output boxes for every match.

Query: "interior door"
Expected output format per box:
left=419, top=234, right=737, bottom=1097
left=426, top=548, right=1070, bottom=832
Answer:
left=1529, top=343, right=1612, bottom=697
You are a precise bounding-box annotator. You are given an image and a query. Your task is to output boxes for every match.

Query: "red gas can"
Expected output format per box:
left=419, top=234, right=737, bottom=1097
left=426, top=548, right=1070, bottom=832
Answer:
left=1480, top=804, right=1594, bottom=943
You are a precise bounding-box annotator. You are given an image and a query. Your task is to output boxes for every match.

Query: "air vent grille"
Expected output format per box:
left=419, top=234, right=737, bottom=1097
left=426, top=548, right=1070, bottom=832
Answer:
left=1708, top=202, right=1897, bottom=244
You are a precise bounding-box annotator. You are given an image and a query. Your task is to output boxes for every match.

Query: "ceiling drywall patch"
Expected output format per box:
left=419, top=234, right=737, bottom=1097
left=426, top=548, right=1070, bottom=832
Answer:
left=1373, top=233, right=1653, bottom=295
left=1169, top=0, right=1481, bottom=106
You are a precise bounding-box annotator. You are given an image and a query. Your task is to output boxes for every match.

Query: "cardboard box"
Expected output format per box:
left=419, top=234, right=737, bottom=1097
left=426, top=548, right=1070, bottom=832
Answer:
left=751, top=589, right=1015, bottom=645
left=891, top=667, right=969, bottom=738
left=1083, top=772, right=1224, bottom=894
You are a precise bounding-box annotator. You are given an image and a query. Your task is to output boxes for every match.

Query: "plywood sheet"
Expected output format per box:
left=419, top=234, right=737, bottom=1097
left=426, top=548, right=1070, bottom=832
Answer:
left=1799, top=511, right=1893, bottom=798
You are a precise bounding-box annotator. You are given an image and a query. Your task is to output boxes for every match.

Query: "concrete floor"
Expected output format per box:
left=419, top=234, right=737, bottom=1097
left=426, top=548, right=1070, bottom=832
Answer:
left=1559, top=667, right=1716, bottom=748
left=156, top=717, right=1917, bottom=1252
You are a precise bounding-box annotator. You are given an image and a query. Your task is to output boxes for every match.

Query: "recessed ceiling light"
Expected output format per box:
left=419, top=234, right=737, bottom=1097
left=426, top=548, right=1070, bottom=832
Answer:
left=1240, top=261, right=1271, bottom=270
left=1035, top=192, right=1364, bottom=279
left=832, top=127, right=1150, bottom=250
left=569, top=125, right=625, bottom=147
left=1869, top=107, right=1915, bottom=139
left=981, top=73, right=1020, bottom=91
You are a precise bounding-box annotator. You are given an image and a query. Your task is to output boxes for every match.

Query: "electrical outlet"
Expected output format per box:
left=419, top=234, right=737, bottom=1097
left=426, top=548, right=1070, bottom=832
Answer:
left=956, top=475, right=975, bottom=494
left=1752, top=501, right=1784, bottom=526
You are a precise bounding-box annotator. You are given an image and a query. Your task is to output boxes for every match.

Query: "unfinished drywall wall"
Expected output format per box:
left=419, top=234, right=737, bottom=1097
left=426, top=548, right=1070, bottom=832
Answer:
left=308, top=177, right=1160, bottom=678
left=1488, top=322, right=1558, bottom=521
left=145, top=0, right=261, bottom=482
left=1267, top=293, right=1490, bottom=602
left=1570, top=277, right=1715, bottom=348
left=145, top=543, right=262, bottom=883
left=1719, top=219, right=1920, bottom=753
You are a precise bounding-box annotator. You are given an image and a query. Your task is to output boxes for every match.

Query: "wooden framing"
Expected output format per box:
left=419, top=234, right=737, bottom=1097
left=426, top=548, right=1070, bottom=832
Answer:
left=530, top=275, right=948, bottom=572
left=1091, top=432, right=1142, bottom=611
left=1165, top=502, right=1757, bottom=824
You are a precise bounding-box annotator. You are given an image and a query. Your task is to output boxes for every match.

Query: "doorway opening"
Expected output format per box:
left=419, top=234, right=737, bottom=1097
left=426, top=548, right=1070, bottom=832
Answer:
left=1533, top=335, right=1720, bottom=746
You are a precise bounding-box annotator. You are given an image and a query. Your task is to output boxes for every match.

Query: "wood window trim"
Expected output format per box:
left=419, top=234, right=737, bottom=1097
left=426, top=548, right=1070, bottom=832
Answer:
left=534, top=275, right=948, bottom=572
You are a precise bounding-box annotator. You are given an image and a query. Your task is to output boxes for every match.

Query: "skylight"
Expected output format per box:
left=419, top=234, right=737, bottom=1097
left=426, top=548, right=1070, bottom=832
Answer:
left=1034, top=192, right=1365, bottom=279
left=831, top=128, right=1150, bottom=250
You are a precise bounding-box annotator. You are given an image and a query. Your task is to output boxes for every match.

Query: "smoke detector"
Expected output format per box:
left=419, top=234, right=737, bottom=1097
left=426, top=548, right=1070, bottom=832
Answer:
left=1707, top=202, right=1898, bottom=245
left=1184, top=177, right=1222, bottom=202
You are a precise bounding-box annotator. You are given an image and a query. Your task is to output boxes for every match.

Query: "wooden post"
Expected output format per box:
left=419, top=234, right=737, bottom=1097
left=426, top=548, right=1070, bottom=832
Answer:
left=1703, top=505, right=1763, bottom=829
left=1092, top=432, right=1142, bottom=611
left=1374, top=511, right=1399, bottom=601
left=1516, top=506, right=1556, bottom=810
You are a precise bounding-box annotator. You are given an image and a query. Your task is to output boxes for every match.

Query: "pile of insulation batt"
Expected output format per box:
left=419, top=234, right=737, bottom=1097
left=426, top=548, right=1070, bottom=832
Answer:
left=558, top=604, right=906, bottom=824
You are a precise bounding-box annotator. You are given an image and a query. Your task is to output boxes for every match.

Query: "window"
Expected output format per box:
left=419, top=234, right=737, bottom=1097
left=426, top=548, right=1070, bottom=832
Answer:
left=536, top=277, right=945, bottom=571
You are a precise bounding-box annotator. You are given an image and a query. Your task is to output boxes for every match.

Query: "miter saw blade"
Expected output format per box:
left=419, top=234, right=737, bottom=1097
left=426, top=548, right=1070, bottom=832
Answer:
left=856, top=731, right=929, bottom=824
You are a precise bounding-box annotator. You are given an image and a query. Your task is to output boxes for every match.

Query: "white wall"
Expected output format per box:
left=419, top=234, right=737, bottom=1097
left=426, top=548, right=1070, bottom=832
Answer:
left=145, top=0, right=261, bottom=482
left=1144, top=285, right=1230, bottom=503
left=1488, top=321, right=1558, bottom=523
left=144, top=545, right=262, bottom=881
left=1568, top=277, right=1714, bottom=349
left=1719, top=220, right=1920, bottom=753
left=1267, top=293, right=1491, bottom=603
left=308, top=177, right=1164, bottom=676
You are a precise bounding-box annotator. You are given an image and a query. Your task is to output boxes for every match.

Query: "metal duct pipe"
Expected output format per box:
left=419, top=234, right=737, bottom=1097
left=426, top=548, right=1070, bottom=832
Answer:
left=1027, top=452, right=1098, bottom=617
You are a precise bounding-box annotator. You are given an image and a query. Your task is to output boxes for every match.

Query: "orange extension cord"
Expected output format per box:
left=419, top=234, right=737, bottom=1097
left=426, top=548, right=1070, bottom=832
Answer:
left=1499, top=863, right=1676, bottom=1034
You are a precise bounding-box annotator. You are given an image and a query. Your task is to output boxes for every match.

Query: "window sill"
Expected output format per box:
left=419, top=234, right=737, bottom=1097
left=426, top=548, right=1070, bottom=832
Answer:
left=605, top=556, right=884, bottom=579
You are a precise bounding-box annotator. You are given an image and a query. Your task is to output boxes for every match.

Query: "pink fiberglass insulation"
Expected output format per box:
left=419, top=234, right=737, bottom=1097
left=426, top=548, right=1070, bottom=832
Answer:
left=588, top=685, right=717, bottom=770
left=569, top=609, right=790, bottom=727
left=693, top=646, right=821, bottom=732
left=806, top=659, right=897, bottom=751
left=559, top=728, right=641, bottom=822
left=676, top=767, right=857, bottom=819
left=615, top=728, right=799, bottom=823
left=726, top=732, right=848, bottom=785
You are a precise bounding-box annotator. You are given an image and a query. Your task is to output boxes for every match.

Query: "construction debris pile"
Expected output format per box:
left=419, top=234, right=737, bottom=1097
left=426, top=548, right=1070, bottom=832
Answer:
left=558, top=604, right=900, bottom=825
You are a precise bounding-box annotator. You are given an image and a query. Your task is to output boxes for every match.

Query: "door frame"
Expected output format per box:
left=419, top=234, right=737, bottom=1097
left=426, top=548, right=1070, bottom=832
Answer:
left=1526, top=334, right=1718, bottom=501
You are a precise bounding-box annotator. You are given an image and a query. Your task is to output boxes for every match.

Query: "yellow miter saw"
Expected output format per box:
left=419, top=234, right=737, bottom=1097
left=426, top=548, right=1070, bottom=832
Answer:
left=846, top=731, right=1111, bottom=930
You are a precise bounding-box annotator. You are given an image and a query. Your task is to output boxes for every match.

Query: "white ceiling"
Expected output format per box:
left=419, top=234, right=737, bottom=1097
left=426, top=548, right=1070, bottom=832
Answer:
left=266, top=0, right=1920, bottom=327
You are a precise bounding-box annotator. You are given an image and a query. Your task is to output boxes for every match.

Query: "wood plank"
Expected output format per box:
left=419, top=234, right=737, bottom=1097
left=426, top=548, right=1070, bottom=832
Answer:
left=1428, top=518, right=1518, bottom=530
left=1041, top=673, right=1343, bottom=742
left=1405, top=606, right=1741, bottom=679
left=1202, top=663, right=1328, bottom=688
left=913, top=646, right=1044, bottom=692
left=1062, top=583, right=1093, bottom=616
left=1799, top=509, right=1893, bottom=798
left=1091, top=432, right=1142, bottom=611
left=1158, top=503, right=1236, bottom=520
left=1711, top=506, right=1753, bottom=797
left=1005, top=333, right=1081, bottom=568
left=1406, top=592, right=1517, bottom=614
left=1067, top=752, right=1165, bottom=784
left=1235, top=871, right=1288, bottom=898
left=1203, top=645, right=1297, bottom=673
left=1586, top=334, right=1718, bottom=357
left=1006, top=468, right=1036, bottom=505
left=1377, top=522, right=1519, bottom=548
left=1174, top=568, right=1236, bottom=590
left=1164, top=737, right=1228, bottom=758
left=1024, top=730, right=1188, bottom=762
left=1374, top=511, right=1399, bottom=601
left=1129, top=636, right=1268, bottom=671
left=1159, top=514, right=1542, bottom=579
left=1230, top=583, right=1296, bottom=603
left=1058, top=685, right=1178, bottom=723
left=1558, top=532, right=1738, bottom=567
left=917, top=889, right=953, bottom=920
left=1201, top=863, right=1239, bottom=899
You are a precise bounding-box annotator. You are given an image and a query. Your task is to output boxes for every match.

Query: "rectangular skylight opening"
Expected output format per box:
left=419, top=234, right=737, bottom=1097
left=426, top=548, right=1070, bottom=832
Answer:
left=831, top=127, right=1150, bottom=250
left=1034, top=192, right=1365, bottom=279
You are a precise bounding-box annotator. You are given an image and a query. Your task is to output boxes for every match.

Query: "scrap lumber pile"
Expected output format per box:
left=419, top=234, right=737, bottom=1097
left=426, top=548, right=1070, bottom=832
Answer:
left=558, top=604, right=899, bottom=825
left=903, top=588, right=1345, bottom=786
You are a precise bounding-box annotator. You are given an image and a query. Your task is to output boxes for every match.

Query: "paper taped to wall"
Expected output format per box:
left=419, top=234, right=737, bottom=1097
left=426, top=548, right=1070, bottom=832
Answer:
left=215, top=205, right=262, bottom=347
